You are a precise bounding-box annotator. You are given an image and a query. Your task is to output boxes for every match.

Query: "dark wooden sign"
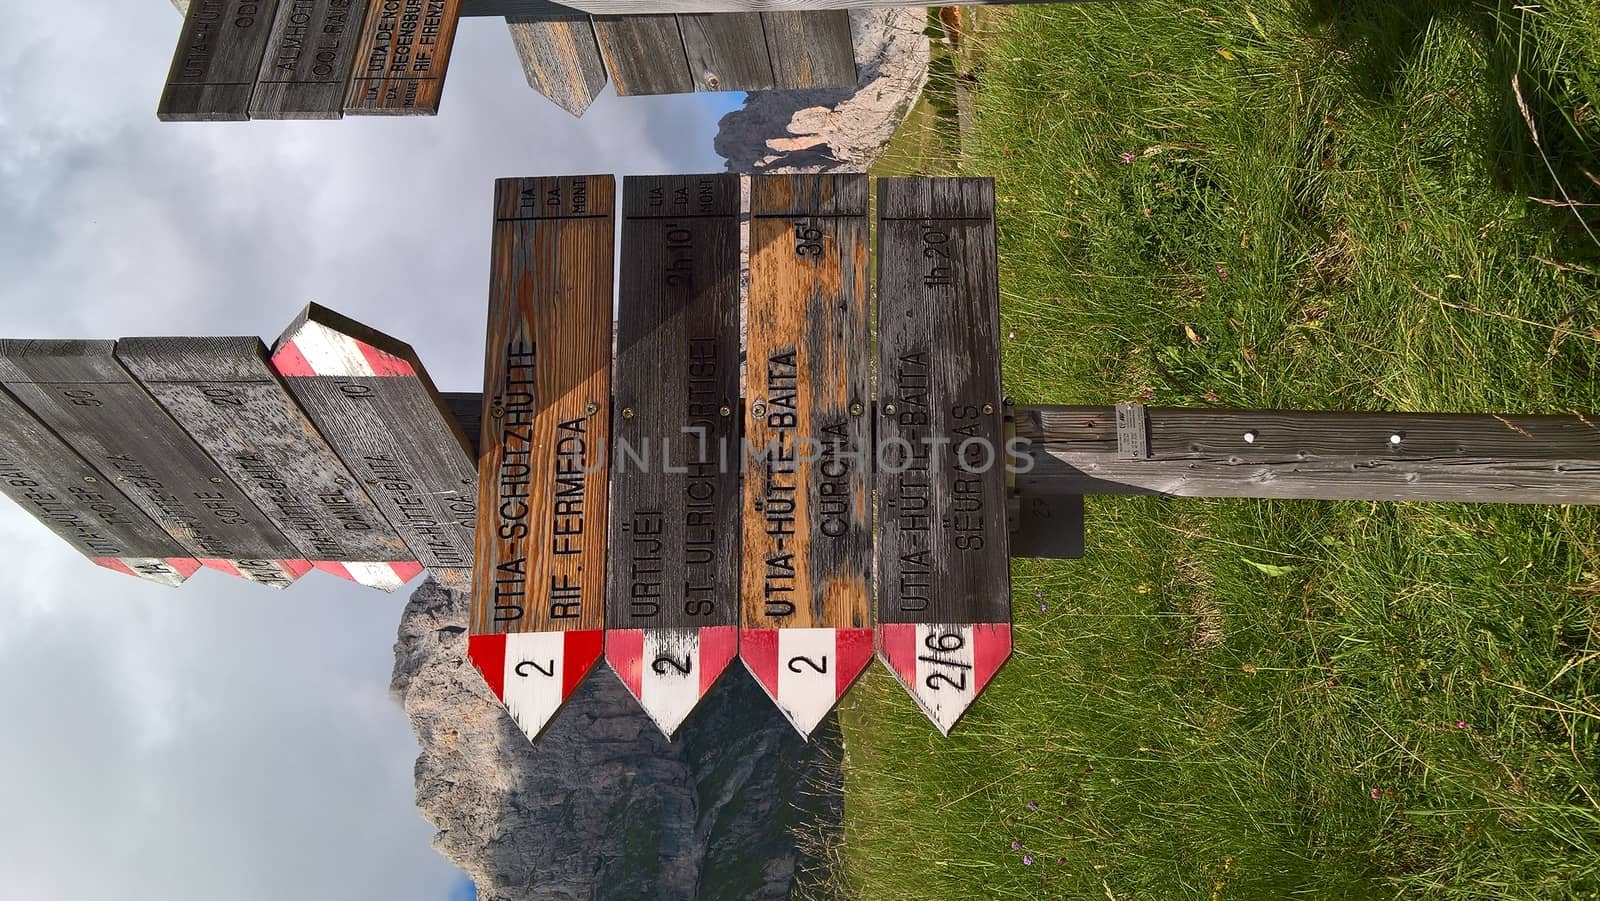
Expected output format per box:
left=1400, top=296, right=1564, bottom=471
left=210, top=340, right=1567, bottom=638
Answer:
left=605, top=174, right=742, bottom=737
left=875, top=177, right=1012, bottom=734
left=0, top=386, right=201, bottom=586
left=470, top=175, right=615, bottom=742
left=344, top=0, right=462, bottom=114
left=270, top=304, right=476, bottom=590
left=116, top=337, right=421, bottom=592
left=742, top=173, right=874, bottom=739
left=0, top=340, right=310, bottom=588
left=159, top=0, right=283, bottom=121
left=250, top=0, right=374, bottom=119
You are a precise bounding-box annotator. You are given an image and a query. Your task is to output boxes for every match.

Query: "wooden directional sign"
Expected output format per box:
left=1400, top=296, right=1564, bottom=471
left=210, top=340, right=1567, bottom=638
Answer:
left=470, top=175, right=615, bottom=743
left=116, top=337, right=421, bottom=592
left=743, top=174, right=874, bottom=738
left=344, top=0, right=462, bottom=114
left=0, top=386, right=201, bottom=586
left=159, top=0, right=283, bottom=121
left=270, top=304, right=477, bottom=589
left=875, top=177, right=1012, bottom=734
left=0, top=341, right=310, bottom=588
left=606, top=174, right=742, bottom=738
left=250, top=0, right=374, bottom=119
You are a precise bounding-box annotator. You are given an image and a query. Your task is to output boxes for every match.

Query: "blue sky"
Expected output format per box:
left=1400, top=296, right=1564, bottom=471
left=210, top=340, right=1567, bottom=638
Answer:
left=0, top=3, right=734, bottom=898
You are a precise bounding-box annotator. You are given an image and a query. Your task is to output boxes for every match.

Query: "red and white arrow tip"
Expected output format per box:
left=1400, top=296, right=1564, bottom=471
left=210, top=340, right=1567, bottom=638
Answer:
left=607, top=626, right=738, bottom=738
left=91, top=556, right=202, bottom=587
left=271, top=318, right=416, bottom=378
left=199, top=558, right=312, bottom=590
left=313, top=560, right=425, bottom=592
left=467, top=630, right=604, bottom=743
left=741, top=627, right=874, bottom=739
left=879, top=622, right=1011, bottom=735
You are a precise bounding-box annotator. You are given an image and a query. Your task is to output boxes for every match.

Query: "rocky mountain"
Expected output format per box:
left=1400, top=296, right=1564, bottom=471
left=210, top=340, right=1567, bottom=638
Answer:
left=392, top=579, right=845, bottom=901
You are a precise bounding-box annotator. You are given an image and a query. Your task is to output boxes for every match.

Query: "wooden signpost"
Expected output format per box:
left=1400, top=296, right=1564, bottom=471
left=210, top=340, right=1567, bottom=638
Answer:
left=159, top=0, right=283, bottom=121
left=250, top=0, right=374, bottom=118
left=0, top=386, right=202, bottom=586
left=875, top=178, right=1012, bottom=734
left=469, top=175, right=615, bottom=742
left=605, top=174, right=742, bottom=737
left=0, top=341, right=311, bottom=588
left=271, top=304, right=477, bottom=590
left=741, top=174, right=875, bottom=738
left=343, top=0, right=463, bottom=114
left=116, top=337, right=422, bottom=591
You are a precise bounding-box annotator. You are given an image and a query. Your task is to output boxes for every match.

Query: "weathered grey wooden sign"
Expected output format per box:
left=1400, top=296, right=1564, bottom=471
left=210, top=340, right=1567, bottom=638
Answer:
left=116, top=336, right=422, bottom=592
left=0, top=340, right=310, bottom=588
left=875, top=177, right=1012, bottom=734
left=741, top=173, right=874, bottom=738
left=250, top=0, right=374, bottom=118
left=344, top=0, right=462, bottom=114
left=470, top=175, right=615, bottom=743
left=0, top=386, right=202, bottom=586
left=271, top=304, right=476, bottom=590
left=160, top=0, right=284, bottom=121
left=605, top=174, right=742, bottom=738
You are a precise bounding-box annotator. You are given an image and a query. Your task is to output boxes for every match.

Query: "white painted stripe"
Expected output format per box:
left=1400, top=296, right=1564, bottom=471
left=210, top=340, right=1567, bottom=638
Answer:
left=638, top=629, right=701, bottom=739
left=911, top=624, right=978, bottom=735
left=293, top=323, right=376, bottom=377
left=775, top=628, right=839, bottom=739
left=118, top=558, right=188, bottom=587
left=500, top=632, right=567, bottom=742
left=340, top=561, right=407, bottom=592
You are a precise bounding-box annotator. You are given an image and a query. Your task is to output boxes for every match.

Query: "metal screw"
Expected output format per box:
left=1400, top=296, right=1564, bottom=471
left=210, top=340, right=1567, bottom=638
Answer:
left=982, top=403, right=995, bottom=415
left=82, top=476, right=97, bottom=484
left=585, top=401, right=599, bottom=417
left=706, top=74, right=721, bottom=89
left=1389, top=433, right=1403, bottom=445
left=884, top=403, right=898, bottom=416
left=491, top=406, right=504, bottom=419
left=621, top=407, right=635, bottom=420
left=849, top=402, right=864, bottom=416
left=752, top=401, right=767, bottom=418
left=719, top=405, right=732, bottom=417
left=1243, top=431, right=1257, bottom=444
left=210, top=477, right=224, bottom=483
left=1003, top=396, right=1016, bottom=408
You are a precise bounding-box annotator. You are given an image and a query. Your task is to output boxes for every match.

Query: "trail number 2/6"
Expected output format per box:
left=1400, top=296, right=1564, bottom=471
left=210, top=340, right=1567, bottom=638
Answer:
left=920, top=631, right=972, bottom=691
left=515, top=659, right=555, bottom=679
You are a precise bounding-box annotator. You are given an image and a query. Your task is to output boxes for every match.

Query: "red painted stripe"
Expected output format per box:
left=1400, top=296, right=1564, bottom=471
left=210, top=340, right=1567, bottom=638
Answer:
left=834, top=628, right=876, bottom=698
left=740, top=629, right=780, bottom=697
left=878, top=623, right=918, bottom=690
left=313, top=561, right=355, bottom=582
left=168, top=558, right=202, bottom=578
left=199, top=558, right=243, bottom=578
left=390, top=561, right=425, bottom=582
left=972, top=623, right=1011, bottom=694
left=562, top=630, right=603, bottom=699
left=270, top=340, right=316, bottom=377
left=355, top=341, right=416, bottom=377
left=467, top=633, right=507, bottom=700
left=91, top=557, right=139, bottom=579
left=698, top=626, right=739, bottom=695
left=279, top=559, right=313, bottom=578
left=607, top=629, right=645, bottom=699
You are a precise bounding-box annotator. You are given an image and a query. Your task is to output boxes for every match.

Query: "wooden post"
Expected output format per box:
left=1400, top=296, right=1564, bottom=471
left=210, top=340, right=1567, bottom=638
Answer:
left=159, top=0, right=283, bottom=121
left=470, top=176, right=615, bottom=743
left=344, top=0, right=463, bottom=114
left=875, top=177, right=1012, bottom=734
left=605, top=174, right=743, bottom=738
left=742, top=174, right=874, bottom=739
left=461, top=0, right=1090, bottom=14
left=250, top=0, right=373, bottom=119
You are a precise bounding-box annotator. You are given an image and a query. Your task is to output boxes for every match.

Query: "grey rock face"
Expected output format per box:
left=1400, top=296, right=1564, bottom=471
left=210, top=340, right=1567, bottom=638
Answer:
left=714, top=8, right=930, bottom=173
left=393, top=578, right=844, bottom=901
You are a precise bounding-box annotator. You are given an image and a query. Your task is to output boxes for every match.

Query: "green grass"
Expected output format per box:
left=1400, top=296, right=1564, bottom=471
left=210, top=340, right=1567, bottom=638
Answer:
left=842, top=2, right=1600, bottom=898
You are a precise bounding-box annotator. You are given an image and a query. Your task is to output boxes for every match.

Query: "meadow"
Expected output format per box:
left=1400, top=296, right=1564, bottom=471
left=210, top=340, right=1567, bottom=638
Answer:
left=836, top=1, right=1600, bottom=897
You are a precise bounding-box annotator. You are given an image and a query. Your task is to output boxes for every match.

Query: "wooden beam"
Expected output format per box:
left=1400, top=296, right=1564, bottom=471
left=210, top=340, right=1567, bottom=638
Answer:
left=344, top=0, right=463, bottom=114
left=762, top=11, right=855, bottom=89
left=507, top=15, right=609, bottom=115
left=593, top=15, right=694, bottom=95
left=463, top=0, right=1080, bottom=14
left=250, top=0, right=373, bottom=119
left=679, top=13, right=774, bottom=91
left=1016, top=406, right=1600, bottom=504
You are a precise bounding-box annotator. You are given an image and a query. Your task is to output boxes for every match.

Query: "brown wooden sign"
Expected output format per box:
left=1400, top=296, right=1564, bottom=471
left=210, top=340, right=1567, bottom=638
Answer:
left=344, top=0, right=462, bottom=114
left=0, top=386, right=201, bottom=586
left=605, top=174, right=742, bottom=737
left=250, top=0, right=374, bottom=119
left=159, top=0, right=283, bottom=121
left=742, top=173, right=874, bottom=738
left=270, top=304, right=477, bottom=590
left=0, top=340, right=310, bottom=588
left=875, top=177, right=1012, bottom=734
left=469, top=175, right=615, bottom=743
left=116, top=337, right=421, bottom=592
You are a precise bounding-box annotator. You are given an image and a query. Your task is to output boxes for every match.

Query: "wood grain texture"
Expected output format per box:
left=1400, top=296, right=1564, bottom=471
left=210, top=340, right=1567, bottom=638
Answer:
left=0, top=384, right=197, bottom=569
left=0, top=340, right=302, bottom=564
left=507, top=15, right=608, bottom=115
left=743, top=174, right=872, bottom=633
left=762, top=11, right=855, bottom=90
left=474, top=175, right=615, bottom=636
left=160, top=0, right=283, bottom=121
left=250, top=0, right=373, bottom=119
left=271, top=304, right=478, bottom=583
left=592, top=15, right=694, bottom=95
left=679, top=13, right=773, bottom=91
left=608, top=174, right=742, bottom=632
left=1017, top=406, right=1600, bottom=504
left=344, top=0, right=461, bottom=114
left=465, top=0, right=1086, bottom=13
left=876, top=177, right=1010, bottom=626
left=116, top=337, right=411, bottom=563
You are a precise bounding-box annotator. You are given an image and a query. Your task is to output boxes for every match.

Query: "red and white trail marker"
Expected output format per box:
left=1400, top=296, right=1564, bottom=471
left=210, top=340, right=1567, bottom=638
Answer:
left=467, top=631, right=605, bottom=741
left=879, top=623, right=1012, bottom=735
left=89, top=557, right=203, bottom=587
left=312, top=561, right=426, bottom=592
left=741, top=628, right=874, bottom=738
left=198, top=557, right=314, bottom=589
left=607, top=627, right=739, bottom=738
